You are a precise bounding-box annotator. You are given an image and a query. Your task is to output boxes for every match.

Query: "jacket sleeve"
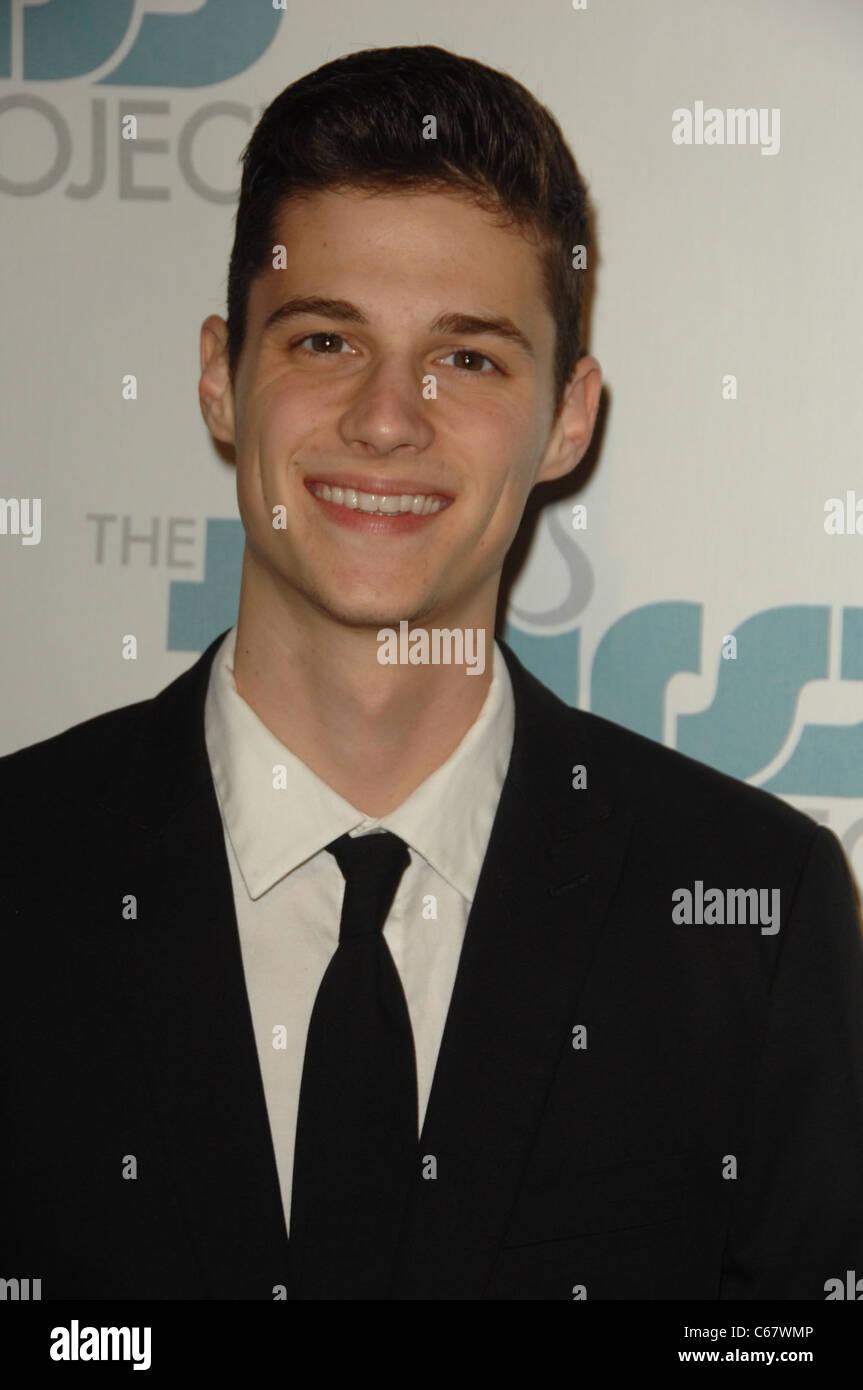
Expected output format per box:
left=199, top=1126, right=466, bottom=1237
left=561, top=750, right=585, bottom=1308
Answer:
left=719, top=825, right=863, bottom=1298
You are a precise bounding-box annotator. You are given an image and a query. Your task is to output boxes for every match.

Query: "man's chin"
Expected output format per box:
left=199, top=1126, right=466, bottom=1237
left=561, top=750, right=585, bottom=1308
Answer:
left=309, top=592, right=437, bottom=633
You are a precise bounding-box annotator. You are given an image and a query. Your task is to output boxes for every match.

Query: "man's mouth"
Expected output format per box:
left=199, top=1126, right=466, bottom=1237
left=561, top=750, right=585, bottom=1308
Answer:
left=307, top=481, right=450, bottom=517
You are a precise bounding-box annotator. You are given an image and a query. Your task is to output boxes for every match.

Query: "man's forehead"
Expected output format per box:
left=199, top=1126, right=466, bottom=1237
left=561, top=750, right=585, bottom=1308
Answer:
left=251, top=187, right=552, bottom=345
left=270, top=187, right=543, bottom=267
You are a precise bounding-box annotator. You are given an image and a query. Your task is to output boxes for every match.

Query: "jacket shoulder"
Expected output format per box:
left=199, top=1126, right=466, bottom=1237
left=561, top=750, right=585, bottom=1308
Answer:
left=0, top=696, right=155, bottom=822
left=507, top=643, right=819, bottom=848
left=563, top=700, right=818, bottom=845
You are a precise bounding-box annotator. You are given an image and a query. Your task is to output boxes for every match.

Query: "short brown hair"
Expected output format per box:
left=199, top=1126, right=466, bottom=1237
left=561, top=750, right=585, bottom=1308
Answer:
left=226, top=45, right=592, bottom=417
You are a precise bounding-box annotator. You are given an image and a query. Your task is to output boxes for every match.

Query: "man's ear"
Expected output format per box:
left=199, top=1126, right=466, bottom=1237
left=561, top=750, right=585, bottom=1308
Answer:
left=198, top=314, right=237, bottom=448
left=535, top=355, right=602, bottom=486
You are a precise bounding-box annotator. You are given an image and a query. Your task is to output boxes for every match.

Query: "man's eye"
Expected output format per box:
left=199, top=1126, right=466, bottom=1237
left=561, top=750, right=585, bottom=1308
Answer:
left=441, top=349, right=498, bottom=373
left=291, top=336, right=498, bottom=373
left=294, top=332, right=353, bottom=356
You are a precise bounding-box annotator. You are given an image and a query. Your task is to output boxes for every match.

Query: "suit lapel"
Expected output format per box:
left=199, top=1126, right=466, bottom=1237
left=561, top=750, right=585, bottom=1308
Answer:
left=392, top=641, right=634, bottom=1298
left=101, top=631, right=291, bottom=1299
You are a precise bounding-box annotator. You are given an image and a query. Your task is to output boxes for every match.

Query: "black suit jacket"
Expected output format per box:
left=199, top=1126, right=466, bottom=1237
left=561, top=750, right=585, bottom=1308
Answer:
left=2, top=631, right=862, bottom=1300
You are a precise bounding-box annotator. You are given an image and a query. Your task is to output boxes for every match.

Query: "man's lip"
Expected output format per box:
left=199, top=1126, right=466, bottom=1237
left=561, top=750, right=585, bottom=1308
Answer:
left=304, top=476, right=454, bottom=502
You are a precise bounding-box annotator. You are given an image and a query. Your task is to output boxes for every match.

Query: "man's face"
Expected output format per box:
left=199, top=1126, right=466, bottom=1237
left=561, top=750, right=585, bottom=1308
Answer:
left=201, top=186, right=600, bottom=631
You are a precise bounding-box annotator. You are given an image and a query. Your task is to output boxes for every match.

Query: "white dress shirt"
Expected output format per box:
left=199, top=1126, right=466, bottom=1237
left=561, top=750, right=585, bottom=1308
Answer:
left=203, top=625, right=515, bottom=1235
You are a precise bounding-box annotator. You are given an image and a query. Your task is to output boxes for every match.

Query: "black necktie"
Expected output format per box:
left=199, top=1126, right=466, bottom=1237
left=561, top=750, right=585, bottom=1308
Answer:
left=289, top=830, right=418, bottom=1299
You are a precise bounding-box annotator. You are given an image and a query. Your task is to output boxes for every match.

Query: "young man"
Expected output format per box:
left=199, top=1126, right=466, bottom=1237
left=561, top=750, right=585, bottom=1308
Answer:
left=2, top=45, right=862, bottom=1302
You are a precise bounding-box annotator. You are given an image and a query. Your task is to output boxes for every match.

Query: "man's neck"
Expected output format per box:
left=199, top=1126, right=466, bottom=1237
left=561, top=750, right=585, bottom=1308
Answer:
left=231, top=566, right=497, bottom=818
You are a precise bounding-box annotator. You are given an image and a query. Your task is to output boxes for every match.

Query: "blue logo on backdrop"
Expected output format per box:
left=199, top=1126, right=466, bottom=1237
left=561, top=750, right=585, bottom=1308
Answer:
left=0, top=0, right=282, bottom=86
left=167, top=518, right=863, bottom=797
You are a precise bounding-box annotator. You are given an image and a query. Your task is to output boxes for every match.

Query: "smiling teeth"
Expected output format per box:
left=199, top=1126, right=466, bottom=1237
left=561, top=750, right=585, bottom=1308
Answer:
left=312, top=483, right=446, bottom=515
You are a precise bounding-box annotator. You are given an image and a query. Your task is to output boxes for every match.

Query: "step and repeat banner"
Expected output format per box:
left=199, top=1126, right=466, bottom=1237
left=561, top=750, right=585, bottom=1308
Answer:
left=3, top=0, right=863, bottom=880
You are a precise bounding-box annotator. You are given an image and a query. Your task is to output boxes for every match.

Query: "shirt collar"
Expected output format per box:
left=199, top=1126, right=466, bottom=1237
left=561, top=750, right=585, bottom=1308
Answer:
left=204, top=625, right=514, bottom=903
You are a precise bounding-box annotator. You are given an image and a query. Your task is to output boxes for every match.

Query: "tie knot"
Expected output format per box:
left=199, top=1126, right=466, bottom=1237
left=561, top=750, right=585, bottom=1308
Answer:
left=325, top=831, right=411, bottom=940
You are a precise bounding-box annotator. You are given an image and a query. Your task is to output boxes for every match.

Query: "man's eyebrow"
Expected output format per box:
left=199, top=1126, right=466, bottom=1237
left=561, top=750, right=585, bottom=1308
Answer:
left=261, top=296, right=535, bottom=357
left=262, top=296, right=366, bottom=335
left=431, top=311, right=535, bottom=358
